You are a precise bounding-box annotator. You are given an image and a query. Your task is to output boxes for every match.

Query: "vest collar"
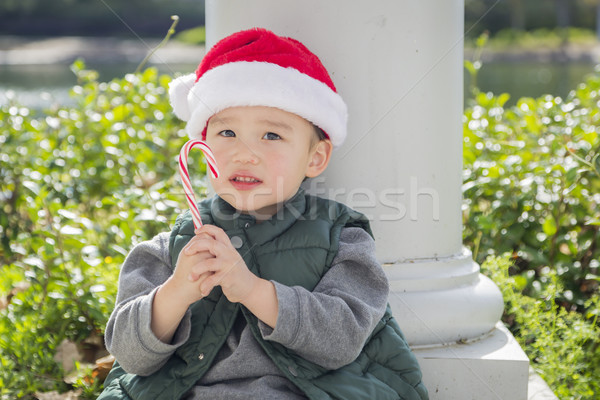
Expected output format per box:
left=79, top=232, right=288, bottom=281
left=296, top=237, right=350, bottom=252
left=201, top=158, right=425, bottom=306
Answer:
left=209, top=189, right=308, bottom=246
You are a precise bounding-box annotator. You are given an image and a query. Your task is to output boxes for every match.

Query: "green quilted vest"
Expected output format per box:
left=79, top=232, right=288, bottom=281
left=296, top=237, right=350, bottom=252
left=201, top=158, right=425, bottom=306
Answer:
left=99, top=191, right=428, bottom=400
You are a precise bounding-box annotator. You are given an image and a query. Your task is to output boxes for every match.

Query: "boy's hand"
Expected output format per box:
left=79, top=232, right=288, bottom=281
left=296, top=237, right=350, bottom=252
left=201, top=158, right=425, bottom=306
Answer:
left=165, top=232, right=215, bottom=306
left=184, top=224, right=258, bottom=304
left=152, top=231, right=216, bottom=343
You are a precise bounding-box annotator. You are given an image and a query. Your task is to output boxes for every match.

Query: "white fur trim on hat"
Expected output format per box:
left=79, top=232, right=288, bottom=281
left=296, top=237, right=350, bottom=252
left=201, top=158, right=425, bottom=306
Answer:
left=168, top=73, right=197, bottom=121
left=177, top=61, right=348, bottom=148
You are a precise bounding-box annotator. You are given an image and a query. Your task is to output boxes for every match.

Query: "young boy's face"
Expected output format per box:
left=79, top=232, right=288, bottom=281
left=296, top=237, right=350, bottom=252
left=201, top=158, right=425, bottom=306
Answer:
left=205, top=106, right=332, bottom=220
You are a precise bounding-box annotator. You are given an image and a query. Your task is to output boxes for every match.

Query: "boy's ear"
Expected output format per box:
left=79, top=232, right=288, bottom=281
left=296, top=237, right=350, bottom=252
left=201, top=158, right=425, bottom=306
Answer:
left=306, top=139, right=333, bottom=178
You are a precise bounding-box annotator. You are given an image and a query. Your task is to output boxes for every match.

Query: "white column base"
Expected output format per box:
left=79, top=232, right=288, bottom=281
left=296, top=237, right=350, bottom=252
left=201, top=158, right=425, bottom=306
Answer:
left=414, top=323, right=530, bottom=400
left=384, top=248, right=505, bottom=346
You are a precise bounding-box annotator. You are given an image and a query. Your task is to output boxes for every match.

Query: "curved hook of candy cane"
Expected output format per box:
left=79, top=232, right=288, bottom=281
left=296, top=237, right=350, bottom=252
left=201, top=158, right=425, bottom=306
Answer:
left=178, top=139, right=220, bottom=229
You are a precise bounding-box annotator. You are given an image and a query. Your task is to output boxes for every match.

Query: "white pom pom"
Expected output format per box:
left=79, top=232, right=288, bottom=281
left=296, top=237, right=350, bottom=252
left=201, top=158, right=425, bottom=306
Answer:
left=168, top=73, right=197, bottom=121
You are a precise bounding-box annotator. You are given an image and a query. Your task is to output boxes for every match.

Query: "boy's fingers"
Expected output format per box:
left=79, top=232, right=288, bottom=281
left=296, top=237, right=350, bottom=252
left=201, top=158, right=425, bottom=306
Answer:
left=187, top=237, right=233, bottom=259
left=187, top=270, right=213, bottom=283
left=200, top=275, right=219, bottom=297
left=187, top=271, right=200, bottom=282
left=182, top=232, right=211, bottom=254
left=190, top=258, right=218, bottom=277
left=197, top=224, right=231, bottom=245
left=184, top=237, right=218, bottom=256
left=187, top=231, right=211, bottom=244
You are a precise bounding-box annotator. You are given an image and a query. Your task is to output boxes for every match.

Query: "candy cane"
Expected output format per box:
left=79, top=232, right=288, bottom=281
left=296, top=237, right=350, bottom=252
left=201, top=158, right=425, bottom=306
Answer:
left=179, top=139, right=220, bottom=229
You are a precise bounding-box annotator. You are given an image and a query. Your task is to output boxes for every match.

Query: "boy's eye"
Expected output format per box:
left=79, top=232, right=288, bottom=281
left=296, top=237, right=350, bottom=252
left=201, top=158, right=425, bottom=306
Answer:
left=263, top=132, right=281, bottom=140
left=218, top=129, right=236, bottom=137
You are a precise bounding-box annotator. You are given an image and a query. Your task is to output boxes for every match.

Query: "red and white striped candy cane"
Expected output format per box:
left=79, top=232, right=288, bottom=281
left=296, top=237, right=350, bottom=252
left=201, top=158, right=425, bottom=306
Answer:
left=178, top=139, right=220, bottom=229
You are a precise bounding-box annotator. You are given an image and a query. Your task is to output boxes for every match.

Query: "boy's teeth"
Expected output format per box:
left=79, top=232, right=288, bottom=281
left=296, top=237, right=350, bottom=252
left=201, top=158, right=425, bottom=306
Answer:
left=234, top=177, right=259, bottom=182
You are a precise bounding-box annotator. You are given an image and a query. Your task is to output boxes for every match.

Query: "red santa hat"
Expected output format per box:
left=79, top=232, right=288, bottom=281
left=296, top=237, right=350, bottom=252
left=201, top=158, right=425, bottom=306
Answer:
left=168, top=27, right=348, bottom=147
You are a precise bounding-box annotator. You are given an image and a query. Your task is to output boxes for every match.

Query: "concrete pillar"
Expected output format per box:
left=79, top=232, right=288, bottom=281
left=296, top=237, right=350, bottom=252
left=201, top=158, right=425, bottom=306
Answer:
left=205, top=1, right=530, bottom=398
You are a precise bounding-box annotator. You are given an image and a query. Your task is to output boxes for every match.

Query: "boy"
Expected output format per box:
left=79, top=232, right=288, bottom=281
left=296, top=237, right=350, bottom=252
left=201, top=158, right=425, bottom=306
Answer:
left=99, top=28, right=428, bottom=400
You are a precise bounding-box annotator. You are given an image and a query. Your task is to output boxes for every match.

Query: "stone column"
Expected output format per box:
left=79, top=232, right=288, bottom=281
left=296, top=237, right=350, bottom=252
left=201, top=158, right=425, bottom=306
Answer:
left=205, top=1, right=529, bottom=398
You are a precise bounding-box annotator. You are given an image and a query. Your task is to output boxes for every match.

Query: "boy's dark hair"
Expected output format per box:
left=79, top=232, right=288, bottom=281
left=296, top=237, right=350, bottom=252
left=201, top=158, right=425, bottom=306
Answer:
left=304, top=125, right=329, bottom=182
left=314, top=125, right=327, bottom=141
left=311, top=125, right=328, bottom=147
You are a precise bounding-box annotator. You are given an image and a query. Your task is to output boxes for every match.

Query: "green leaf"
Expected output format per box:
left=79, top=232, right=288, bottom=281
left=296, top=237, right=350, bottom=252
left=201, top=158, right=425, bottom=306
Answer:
left=542, top=216, right=558, bottom=236
left=59, top=225, right=84, bottom=235
left=585, top=218, right=600, bottom=226
left=584, top=274, right=600, bottom=282
left=464, top=60, right=476, bottom=75
left=113, top=104, right=129, bottom=121
left=497, top=93, right=511, bottom=107
left=513, top=274, right=528, bottom=291
left=475, top=32, right=489, bottom=48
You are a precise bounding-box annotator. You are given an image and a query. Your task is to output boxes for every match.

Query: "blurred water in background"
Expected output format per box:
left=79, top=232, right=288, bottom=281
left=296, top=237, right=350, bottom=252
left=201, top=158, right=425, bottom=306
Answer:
left=470, top=61, right=599, bottom=105
left=0, top=63, right=196, bottom=109
left=0, top=60, right=598, bottom=109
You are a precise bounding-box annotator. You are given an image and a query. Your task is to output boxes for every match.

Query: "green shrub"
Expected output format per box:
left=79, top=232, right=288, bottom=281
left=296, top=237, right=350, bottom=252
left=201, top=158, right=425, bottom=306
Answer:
left=0, top=61, right=205, bottom=398
left=464, top=36, right=600, bottom=398
left=463, top=66, right=600, bottom=309
left=482, top=255, right=600, bottom=399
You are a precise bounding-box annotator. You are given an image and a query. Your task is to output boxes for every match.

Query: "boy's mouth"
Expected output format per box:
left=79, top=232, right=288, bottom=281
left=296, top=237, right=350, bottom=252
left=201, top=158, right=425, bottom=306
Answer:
left=229, top=174, right=262, bottom=190
left=232, top=176, right=261, bottom=183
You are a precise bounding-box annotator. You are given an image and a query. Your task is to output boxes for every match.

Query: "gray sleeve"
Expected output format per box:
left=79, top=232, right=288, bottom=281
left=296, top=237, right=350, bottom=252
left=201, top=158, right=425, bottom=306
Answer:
left=104, top=232, right=192, bottom=376
left=258, top=227, right=389, bottom=370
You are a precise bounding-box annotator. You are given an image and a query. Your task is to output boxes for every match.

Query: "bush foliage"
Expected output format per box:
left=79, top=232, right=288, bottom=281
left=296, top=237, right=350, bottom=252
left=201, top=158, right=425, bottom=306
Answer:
left=0, top=53, right=599, bottom=398
left=463, top=62, right=600, bottom=309
left=0, top=62, right=199, bottom=398
left=482, top=255, right=599, bottom=398
left=464, top=41, right=600, bottom=398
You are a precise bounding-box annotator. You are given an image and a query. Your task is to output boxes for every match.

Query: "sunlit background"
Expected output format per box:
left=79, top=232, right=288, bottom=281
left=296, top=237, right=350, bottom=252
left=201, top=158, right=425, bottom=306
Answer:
left=2, top=2, right=600, bottom=399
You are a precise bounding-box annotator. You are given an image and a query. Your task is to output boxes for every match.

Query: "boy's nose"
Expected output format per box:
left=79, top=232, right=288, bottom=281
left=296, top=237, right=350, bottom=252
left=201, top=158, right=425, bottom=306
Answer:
left=232, top=142, right=259, bottom=165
